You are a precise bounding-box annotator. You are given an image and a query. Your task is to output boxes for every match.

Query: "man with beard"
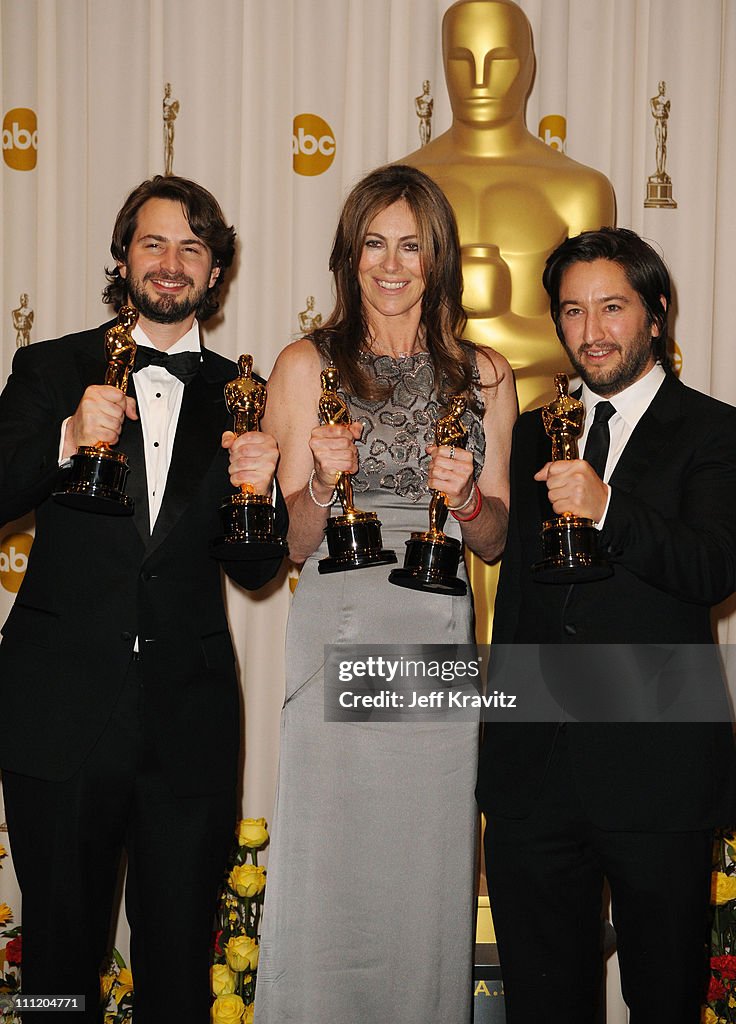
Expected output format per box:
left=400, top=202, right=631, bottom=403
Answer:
left=476, top=228, right=736, bottom=1023
left=0, top=176, right=287, bottom=1023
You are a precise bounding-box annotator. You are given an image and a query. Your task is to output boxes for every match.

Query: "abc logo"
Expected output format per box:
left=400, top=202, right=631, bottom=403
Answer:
left=3, top=108, right=38, bottom=171
left=538, top=114, right=567, bottom=153
left=293, top=114, right=336, bottom=176
left=670, top=339, right=682, bottom=377
left=0, top=533, right=33, bottom=594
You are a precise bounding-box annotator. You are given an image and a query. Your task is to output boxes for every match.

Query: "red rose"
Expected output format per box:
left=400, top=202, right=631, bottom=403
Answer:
left=212, top=929, right=223, bottom=956
left=708, top=976, right=727, bottom=1002
left=712, top=954, right=736, bottom=981
left=5, top=935, right=21, bottom=965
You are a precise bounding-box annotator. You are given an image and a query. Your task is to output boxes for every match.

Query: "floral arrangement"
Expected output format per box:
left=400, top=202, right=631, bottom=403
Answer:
left=0, top=841, right=21, bottom=1024
left=704, top=832, right=736, bottom=1023
left=211, top=818, right=269, bottom=1024
left=100, top=949, right=134, bottom=1023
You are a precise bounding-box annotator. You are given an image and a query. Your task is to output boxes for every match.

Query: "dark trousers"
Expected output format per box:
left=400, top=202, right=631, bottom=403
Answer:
left=483, top=728, right=713, bottom=1024
left=2, top=659, right=235, bottom=1024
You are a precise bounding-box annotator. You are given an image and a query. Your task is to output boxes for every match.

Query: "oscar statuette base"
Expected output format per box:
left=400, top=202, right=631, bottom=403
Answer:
left=533, top=514, right=612, bottom=583
left=644, top=174, right=677, bottom=209
left=389, top=531, right=467, bottom=596
left=318, top=511, right=396, bottom=574
left=211, top=491, right=288, bottom=561
left=53, top=445, right=134, bottom=515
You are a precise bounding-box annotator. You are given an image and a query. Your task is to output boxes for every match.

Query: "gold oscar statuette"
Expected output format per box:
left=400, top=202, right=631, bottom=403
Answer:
left=389, top=396, right=468, bottom=596
left=211, top=354, right=288, bottom=561
left=644, top=80, right=677, bottom=209
left=53, top=305, right=138, bottom=515
left=317, top=365, right=396, bottom=574
left=533, top=373, right=612, bottom=582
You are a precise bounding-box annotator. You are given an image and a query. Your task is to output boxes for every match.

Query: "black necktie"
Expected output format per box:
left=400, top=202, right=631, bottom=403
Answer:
left=134, top=347, right=201, bottom=384
left=584, top=401, right=616, bottom=479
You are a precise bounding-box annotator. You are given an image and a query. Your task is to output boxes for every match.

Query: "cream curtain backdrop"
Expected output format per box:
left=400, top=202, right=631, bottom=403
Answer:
left=0, top=0, right=733, bottom=1016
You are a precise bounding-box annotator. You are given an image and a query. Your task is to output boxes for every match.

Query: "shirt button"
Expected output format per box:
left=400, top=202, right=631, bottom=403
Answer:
left=153, top=441, right=159, bottom=447
left=564, top=623, right=577, bottom=636
left=156, top=392, right=162, bottom=398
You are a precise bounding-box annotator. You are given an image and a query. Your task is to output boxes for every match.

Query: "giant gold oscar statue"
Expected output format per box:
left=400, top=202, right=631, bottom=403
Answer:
left=401, top=0, right=616, bottom=643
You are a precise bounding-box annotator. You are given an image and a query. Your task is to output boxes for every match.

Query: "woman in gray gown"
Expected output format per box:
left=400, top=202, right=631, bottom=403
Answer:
left=254, top=164, right=516, bottom=1023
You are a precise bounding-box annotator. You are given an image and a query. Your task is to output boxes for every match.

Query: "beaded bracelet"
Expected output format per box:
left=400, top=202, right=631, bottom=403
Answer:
left=450, top=483, right=483, bottom=522
left=447, top=483, right=476, bottom=512
left=308, top=469, right=336, bottom=508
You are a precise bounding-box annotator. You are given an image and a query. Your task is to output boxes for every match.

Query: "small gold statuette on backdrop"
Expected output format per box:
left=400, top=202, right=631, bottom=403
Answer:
left=297, top=295, right=322, bottom=334
left=12, top=293, right=34, bottom=348
left=533, top=373, right=612, bottom=582
left=644, top=80, right=677, bottom=209
left=163, top=82, right=179, bottom=177
left=54, top=306, right=138, bottom=515
left=211, top=354, right=288, bottom=560
left=415, top=80, right=434, bottom=147
left=317, top=365, right=396, bottom=574
left=389, top=395, right=468, bottom=596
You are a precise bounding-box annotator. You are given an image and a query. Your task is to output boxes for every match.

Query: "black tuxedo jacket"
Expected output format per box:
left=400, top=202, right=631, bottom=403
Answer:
left=0, top=322, right=287, bottom=796
left=477, top=373, right=736, bottom=830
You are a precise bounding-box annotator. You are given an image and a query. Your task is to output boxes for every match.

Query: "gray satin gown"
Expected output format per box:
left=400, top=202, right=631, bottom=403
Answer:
left=254, top=352, right=485, bottom=1024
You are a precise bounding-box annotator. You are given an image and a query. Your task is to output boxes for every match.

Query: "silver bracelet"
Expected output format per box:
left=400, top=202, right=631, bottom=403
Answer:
left=308, top=469, right=336, bottom=508
left=447, top=482, right=477, bottom=512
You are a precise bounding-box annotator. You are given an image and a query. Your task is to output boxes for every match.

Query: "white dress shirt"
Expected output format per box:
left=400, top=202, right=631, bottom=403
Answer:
left=132, top=322, right=201, bottom=529
left=580, top=362, right=666, bottom=526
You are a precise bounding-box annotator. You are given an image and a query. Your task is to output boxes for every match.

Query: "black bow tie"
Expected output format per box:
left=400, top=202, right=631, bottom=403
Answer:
left=134, top=347, right=201, bottom=384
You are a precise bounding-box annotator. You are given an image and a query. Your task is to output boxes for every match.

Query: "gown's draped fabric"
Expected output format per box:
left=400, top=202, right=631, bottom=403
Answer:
left=255, top=351, right=485, bottom=1023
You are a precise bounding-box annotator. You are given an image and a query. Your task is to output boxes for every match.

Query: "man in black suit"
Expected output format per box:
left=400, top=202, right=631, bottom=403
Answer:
left=0, top=175, right=287, bottom=1022
left=476, top=228, right=736, bottom=1023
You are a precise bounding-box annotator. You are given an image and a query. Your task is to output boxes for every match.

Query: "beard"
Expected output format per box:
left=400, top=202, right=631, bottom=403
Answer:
left=564, top=326, right=655, bottom=397
left=124, top=270, right=210, bottom=325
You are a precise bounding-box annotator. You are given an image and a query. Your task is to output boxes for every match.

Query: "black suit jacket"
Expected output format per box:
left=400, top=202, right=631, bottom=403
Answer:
left=477, top=373, right=736, bottom=830
left=0, top=322, right=287, bottom=796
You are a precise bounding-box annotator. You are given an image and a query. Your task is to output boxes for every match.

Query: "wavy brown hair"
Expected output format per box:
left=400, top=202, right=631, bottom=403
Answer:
left=311, top=163, right=496, bottom=405
left=102, top=175, right=236, bottom=321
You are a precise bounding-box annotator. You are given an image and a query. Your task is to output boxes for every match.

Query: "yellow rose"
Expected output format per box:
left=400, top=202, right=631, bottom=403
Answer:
left=0, top=903, right=13, bottom=926
left=712, top=871, right=736, bottom=905
left=228, top=864, right=266, bottom=898
left=115, top=967, right=134, bottom=999
left=236, top=818, right=269, bottom=849
left=211, top=963, right=236, bottom=997
left=211, top=993, right=245, bottom=1024
left=225, top=934, right=259, bottom=972
left=0, top=843, right=7, bottom=859
left=243, top=1004, right=255, bottom=1024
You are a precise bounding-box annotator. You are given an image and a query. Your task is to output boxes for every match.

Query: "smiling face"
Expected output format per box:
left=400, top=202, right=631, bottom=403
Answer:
left=117, top=197, right=220, bottom=332
left=557, top=259, right=660, bottom=397
left=357, top=199, right=426, bottom=333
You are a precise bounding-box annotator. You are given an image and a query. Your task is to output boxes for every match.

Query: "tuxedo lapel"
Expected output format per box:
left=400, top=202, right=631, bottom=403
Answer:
left=73, top=332, right=108, bottom=391
left=145, top=361, right=229, bottom=558
left=609, top=374, right=684, bottom=494
left=116, top=376, right=150, bottom=542
left=531, top=411, right=555, bottom=525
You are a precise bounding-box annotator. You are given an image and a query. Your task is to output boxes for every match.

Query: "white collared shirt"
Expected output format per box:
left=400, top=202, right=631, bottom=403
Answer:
left=132, top=321, right=201, bottom=529
left=580, top=363, right=666, bottom=526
